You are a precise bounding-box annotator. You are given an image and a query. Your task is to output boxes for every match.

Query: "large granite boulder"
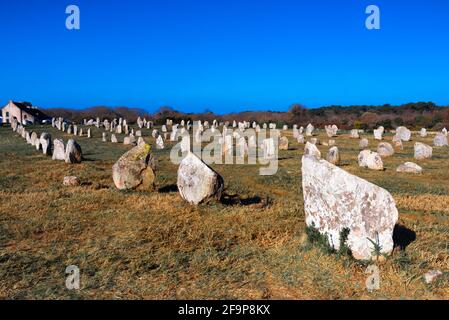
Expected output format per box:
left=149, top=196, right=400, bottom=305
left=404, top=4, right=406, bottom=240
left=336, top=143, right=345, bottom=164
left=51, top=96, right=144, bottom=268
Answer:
left=65, top=139, right=82, bottom=164
left=177, top=152, right=224, bottom=205
left=301, top=155, right=398, bottom=260
left=414, top=142, right=432, bottom=160
left=112, top=143, right=156, bottom=191
left=358, top=150, right=384, bottom=171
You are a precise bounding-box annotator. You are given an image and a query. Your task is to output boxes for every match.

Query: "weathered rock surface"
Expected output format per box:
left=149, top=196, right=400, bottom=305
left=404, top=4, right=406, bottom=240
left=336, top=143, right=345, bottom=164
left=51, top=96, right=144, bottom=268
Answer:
left=301, top=155, right=398, bottom=260
left=63, top=176, right=80, bottom=186
left=377, top=142, right=395, bottom=158
left=52, top=139, right=65, bottom=160
left=358, top=150, right=384, bottom=170
left=396, top=162, right=422, bottom=174
left=177, top=152, right=224, bottom=205
left=65, top=139, right=82, bottom=164
left=39, top=133, right=52, bottom=155
left=304, top=142, right=321, bottom=159
left=326, top=146, right=340, bottom=165
left=414, top=142, right=432, bottom=160
left=112, top=143, right=156, bottom=191
left=279, top=136, right=289, bottom=150
left=395, top=126, right=411, bottom=141
left=434, top=133, right=448, bottom=147
left=359, top=138, right=369, bottom=149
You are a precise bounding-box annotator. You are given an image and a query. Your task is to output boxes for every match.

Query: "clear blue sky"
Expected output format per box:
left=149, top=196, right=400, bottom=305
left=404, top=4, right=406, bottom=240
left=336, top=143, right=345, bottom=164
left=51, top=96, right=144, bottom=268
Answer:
left=1, top=0, right=448, bottom=113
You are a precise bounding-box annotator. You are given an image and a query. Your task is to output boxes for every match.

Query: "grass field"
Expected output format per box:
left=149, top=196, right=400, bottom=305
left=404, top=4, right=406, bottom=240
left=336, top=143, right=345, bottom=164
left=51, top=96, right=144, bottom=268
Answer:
left=0, top=124, right=448, bottom=300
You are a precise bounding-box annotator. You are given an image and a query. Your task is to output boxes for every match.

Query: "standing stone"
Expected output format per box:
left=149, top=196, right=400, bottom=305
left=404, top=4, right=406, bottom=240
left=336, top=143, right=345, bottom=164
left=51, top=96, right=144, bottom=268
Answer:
left=112, top=143, right=156, bottom=191
left=350, top=129, right=360, bottom=139
left=395, top=126, right=411, bottom=141
left=102, top=132, right=107, bottom=142
left=156, top=135, right=164, bottom=149
left=419, top=128, right=427, bottom=138
left=237, top=137, right=248, bottom=158
left=442, top=128, right=447, bottom=136
left=359, top=138, right=369, bottom=149
left=297, top=134, right=305, bottom=144
left=374, top=128, right=383, bottom=140
left=111, top=134, right=118, bottom=143
left=65, top=139, right=82, bottom=164
left=392, top=135, right=403, bottom=150
left=177, top=152, right=224, bottom=205
left=137, top=137, right=145, bottom=146
left=326, top=146, right=340, bottom=165
left=414, top=142, right=432, bottom=160
left=52, top=139, right=65, bottom=160
left=301, top=155, right=398, bottom=261
left=39, top=133, right=52, bottom=155
left=181, top=135, right=190, bottom=153
left=305, top=124, right=314, bottom=137
left=279, top=136, right=289, bottom=150
left=123, top=136, right=136, bottom=145
left=396, top=162, right=423, bottom=174
left=30, top=132, right=38, bottom=145
left=304, top=141, right=321, bottom=159
left=377, top=142, right=395, bottom=158
left=358, top=150, right=383, bottom=170
left=87, top=128, right=91, bottom=138
left=262, top=138, right=276, bottom=159
left=434, top=133, right=448, bottom=147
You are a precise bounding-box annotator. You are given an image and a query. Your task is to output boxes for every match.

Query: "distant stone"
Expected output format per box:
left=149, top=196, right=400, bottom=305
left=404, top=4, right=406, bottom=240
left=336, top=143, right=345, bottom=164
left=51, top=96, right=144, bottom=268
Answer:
left=414, top=142, right=432, bottom=160
left=301, top=155, right=398, bottom=260
left=123, top=136, right=136, bottom=146
left=137, top=137, right=146, bottom=146
left=39, top=133, right=52, bottom=155
left=350, top=129, right=360, bottom=139
left=374, top=128, right=383, bottom=140
left=65, top=139, right=82, bottom=164
left=102, top=132, right=107, bottom=142
left=112, top=143, right=156, bottom=191
left=434, top=133, right=448, bottom=147
left=177, top=152, right=224, bottom=205
left=63, top=176, right=80, bottom=186
left=297, top=135, right=305, bottom=144
left=111, top=134, right=118, bottom=143
left=392, top=135, right=403, bottom=150
left=310, top=137, right=320, bottom=145
left=279, top=136, right=289, bottom=150
left=305, top=123, right=314, bottom=137
left=30, top=132, right=38, bottom=146
left=304, top=141, right=321, bottom=159
left=359, top=138, right=369, bottom=149
left=326, top=146, right=340, bottom=165
left=395, top=126, right=411, bottom=141
left=52, top=139, right=65, bottom=160
left=156, top=135, right=164, bottom=149
left=328, top=140, right=336, bottom=147
left=358, top=150, right=384, bottom=171
left=377, top=142, right=395, bottom=158
left=396, top=162, right=422, bottom=174
left=419, top=128, right=427, bottom=138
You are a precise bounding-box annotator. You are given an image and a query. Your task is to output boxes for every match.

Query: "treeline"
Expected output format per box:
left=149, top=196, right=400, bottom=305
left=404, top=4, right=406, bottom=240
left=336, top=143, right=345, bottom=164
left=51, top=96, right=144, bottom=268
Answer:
left=43, top=102, right=449, bottom=130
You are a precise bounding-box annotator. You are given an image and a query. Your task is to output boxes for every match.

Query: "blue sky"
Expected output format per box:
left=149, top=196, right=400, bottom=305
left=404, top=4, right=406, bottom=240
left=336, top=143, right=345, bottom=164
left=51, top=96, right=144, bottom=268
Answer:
left=1, top=0, right=448, bottom=113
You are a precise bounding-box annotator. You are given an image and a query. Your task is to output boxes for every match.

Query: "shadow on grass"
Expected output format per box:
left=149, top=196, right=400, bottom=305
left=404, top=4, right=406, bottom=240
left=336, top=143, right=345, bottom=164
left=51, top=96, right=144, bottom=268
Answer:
left=393, top=223, right=416, bottom=250
left=221, top=193, right=266, bottom=206
left=158, top=184, right=178, bottom=193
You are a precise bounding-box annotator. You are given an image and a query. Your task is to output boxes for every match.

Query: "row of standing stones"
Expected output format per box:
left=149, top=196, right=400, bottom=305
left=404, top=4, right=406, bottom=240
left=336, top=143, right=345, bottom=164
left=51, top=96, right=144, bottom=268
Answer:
left=10, top=118, right=449, bottom=262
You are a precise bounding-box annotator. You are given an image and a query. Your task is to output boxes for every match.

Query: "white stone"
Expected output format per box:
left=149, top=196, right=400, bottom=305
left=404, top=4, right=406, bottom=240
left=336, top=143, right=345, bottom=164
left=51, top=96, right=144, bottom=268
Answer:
left=358, top=150, right=383, bottom=171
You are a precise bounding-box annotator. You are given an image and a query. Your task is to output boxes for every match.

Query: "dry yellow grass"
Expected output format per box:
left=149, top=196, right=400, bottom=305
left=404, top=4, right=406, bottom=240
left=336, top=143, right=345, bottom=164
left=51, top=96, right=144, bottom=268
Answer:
left=0, top=124, right=448, bottom=300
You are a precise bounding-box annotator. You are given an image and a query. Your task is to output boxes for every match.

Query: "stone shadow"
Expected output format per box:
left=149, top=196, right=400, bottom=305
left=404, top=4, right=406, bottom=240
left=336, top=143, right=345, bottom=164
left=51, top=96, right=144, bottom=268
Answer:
left=393, top=224, right=416, bottom=250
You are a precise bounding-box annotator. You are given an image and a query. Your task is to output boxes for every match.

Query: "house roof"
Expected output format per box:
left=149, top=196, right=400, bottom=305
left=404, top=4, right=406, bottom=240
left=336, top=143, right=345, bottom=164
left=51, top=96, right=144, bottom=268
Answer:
left=11, top=101, right=50, bottom=120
